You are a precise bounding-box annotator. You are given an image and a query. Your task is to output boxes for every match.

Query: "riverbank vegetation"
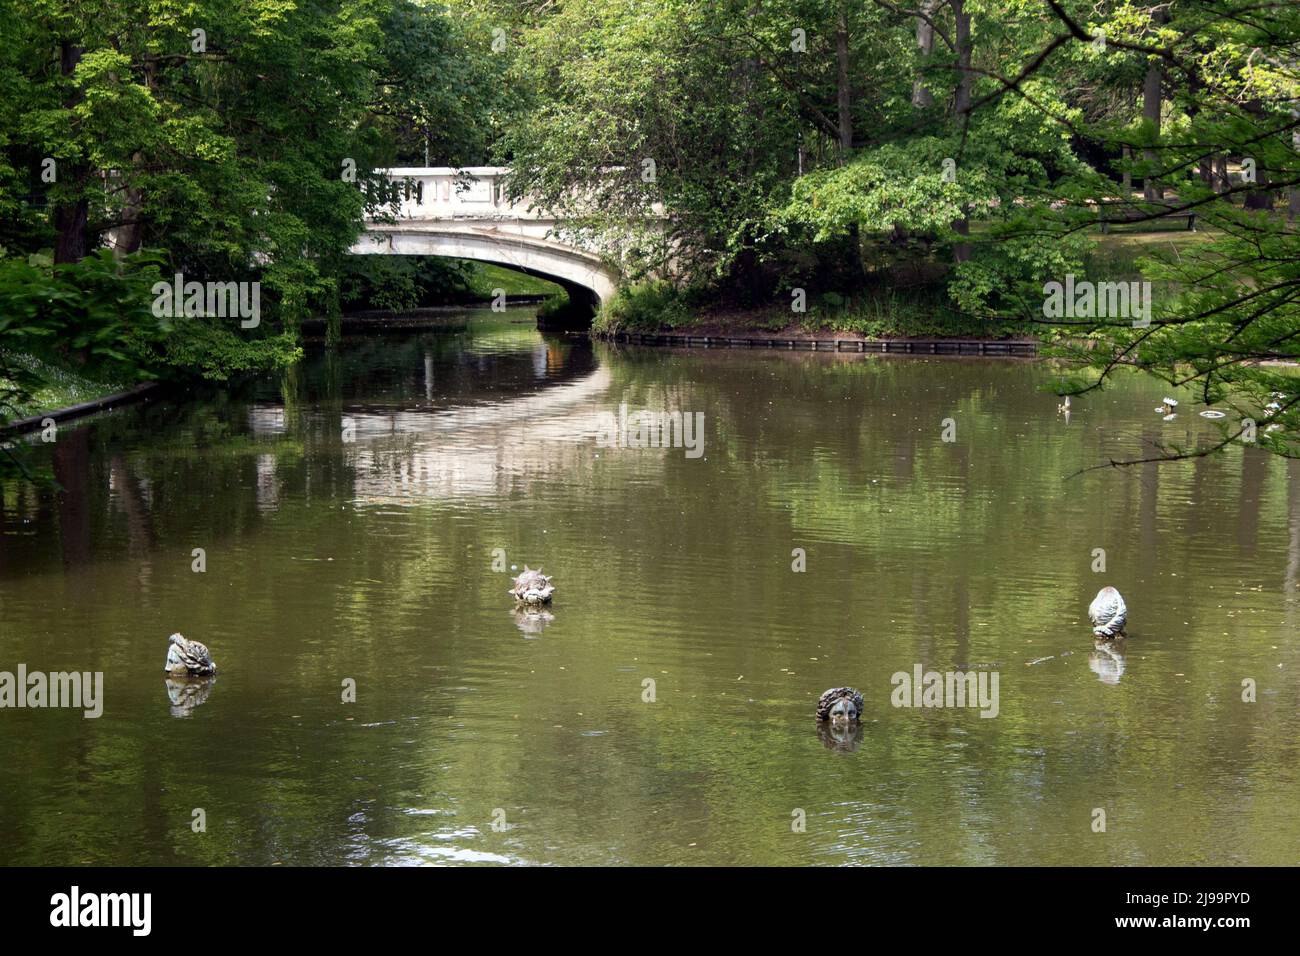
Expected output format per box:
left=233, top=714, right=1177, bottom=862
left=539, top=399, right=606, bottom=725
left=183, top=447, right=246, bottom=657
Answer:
left=499, top=0, right=1299, bottom=462
left=1, top=0, right=1298, bottom=465
left=0, top=0, right=508, bottom=433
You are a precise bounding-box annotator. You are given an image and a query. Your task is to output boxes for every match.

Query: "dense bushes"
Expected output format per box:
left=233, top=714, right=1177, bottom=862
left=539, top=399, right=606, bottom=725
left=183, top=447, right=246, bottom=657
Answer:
left=339, top=257, right=481, bottom=312
left=592, top=282, right=693, bottom=334
left=0, top=249, right=300, bottom=421
left=0, top=250, right=166, bottom=418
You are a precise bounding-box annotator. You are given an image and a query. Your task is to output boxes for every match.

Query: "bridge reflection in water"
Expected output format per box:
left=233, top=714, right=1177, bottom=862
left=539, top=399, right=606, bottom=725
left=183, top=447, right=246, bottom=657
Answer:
left=253, top=366, right=623, bottom=505
left=247, top=319, right=657, bottom=505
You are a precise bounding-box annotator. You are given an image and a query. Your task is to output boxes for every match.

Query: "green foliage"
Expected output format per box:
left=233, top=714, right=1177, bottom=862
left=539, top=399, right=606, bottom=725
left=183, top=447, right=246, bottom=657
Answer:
left=0, top=0, right=505, bottom=315
left=339, top=257, right=563, bottom=311
left=777, top=79, right=1087, bottom=316
left=136, top=318, right=301, bottom=383
left=593, top=281, right=693, bottom=334
left=340, top=256, right=479, bottom=311
left=804, top=286, right=1033, bottom=338
left=0, top=351, right=136, bottom=421
left=0, top=0, right=508, bottom=430
left=536, top=294, right=573, bottom=324
left=1029, top=1, right=1300, bottom=461
left=376, top=1, right=521, bottom=166
left=947, top=230, right=1091, bottom=319
left=501, top=0, right=1300, bottom=462
left=497, top=0, right=816, bottom=285
left=0, top=249, right=167, bottom=417
left=0, top=248, right=301, bottom=422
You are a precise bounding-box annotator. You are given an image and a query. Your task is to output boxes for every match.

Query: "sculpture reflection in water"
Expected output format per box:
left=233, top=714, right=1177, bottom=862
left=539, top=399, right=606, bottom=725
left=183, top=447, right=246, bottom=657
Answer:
left=165, top=676, right=217, bottom=717
left=816, top=719, right=866, bottom=753
left=512, top=607, right=555, bottom=638
left=1088, top=637, right=1128, bottom=685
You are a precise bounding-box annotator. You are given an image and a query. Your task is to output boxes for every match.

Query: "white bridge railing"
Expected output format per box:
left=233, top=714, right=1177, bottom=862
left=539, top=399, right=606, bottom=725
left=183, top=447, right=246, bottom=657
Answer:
left=366, top=167, right=666, bottom=223
left=367, top=167, right=540, bottom=221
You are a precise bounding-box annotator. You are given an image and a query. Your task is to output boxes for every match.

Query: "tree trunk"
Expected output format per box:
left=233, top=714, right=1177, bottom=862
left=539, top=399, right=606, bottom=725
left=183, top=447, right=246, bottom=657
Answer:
left=953, top=0, right=972, bottom=117
left=835, top=2, right=852, bottom=158
left=1141, top=61, right=1163, bottom=199
left=912, top=0, right=938, bottom=108
left=1198, top=154, right=1214, bottom=188
left=1141, top=13, right=1167, bottom=201
left=114, top=56, right=155, bottom=257
left=1290, top=125, right=1300, bottom=221
left=53, top=39, right=89, bottom=264
left=115, top=152, right=146, bottom=256
left=1242, top=99, right=1275, bottom=211
left=905, top=1, right=937, bottom=254
left=1187, top=69, right=1215, bottom=190
left=951, top=0, right=972, bottom=262
left=835, top=1, right=862, bottom=281
left=1242, top=170, right=1274, bottom=210
left=53, top=194, right=89, bottom=264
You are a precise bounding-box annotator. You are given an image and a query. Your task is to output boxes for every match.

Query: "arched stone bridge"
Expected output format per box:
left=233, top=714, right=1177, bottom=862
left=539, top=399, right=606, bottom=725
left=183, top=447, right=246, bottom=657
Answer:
left=349, top=167, right=622, bottom=308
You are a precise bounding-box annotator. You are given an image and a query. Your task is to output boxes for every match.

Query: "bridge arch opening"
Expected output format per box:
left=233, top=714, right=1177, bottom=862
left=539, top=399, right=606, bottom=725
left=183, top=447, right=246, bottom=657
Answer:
left=351, top=230, right=610, bottom=328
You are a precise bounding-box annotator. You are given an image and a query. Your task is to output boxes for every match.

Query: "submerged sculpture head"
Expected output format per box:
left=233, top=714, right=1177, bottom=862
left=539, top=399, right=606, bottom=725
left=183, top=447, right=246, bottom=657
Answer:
left=816, top=687, right=864, bottom=731
left=508, top=566, right=555, bottom=606
left=827, top=696, right=859, bottom=729
left=1088, top=586, right=1128, bottom=639
left=165, top=633, right=217, bottom=676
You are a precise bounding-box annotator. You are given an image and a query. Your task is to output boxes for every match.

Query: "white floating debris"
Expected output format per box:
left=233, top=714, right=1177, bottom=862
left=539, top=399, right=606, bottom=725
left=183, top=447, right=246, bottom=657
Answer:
left=1199, top=409, right=1227, bottom=419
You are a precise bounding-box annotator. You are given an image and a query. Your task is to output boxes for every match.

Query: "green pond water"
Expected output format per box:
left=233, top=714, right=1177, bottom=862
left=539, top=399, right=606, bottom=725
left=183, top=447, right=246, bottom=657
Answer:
left=1, top=308, right=1297, bottom=866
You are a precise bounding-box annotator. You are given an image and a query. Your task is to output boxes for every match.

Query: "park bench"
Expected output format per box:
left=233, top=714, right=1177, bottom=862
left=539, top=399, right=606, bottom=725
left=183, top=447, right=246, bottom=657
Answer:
left=1098, top=201, right=1196, bottom=233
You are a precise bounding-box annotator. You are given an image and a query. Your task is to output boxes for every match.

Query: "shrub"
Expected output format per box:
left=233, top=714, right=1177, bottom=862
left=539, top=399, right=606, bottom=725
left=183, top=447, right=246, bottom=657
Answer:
left=592, top=281, right=691, bottom=334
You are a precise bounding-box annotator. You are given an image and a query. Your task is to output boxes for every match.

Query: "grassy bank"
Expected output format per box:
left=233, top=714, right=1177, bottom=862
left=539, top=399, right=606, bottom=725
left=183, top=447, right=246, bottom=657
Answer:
left=468, top=262, right=564, bottom=300
left=1, top=353, right=132, bottom=421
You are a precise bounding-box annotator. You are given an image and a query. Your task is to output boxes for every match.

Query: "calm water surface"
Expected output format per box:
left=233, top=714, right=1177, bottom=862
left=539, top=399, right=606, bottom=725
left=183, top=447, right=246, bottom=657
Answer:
left=2, top=308, right=1298, bottom=865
